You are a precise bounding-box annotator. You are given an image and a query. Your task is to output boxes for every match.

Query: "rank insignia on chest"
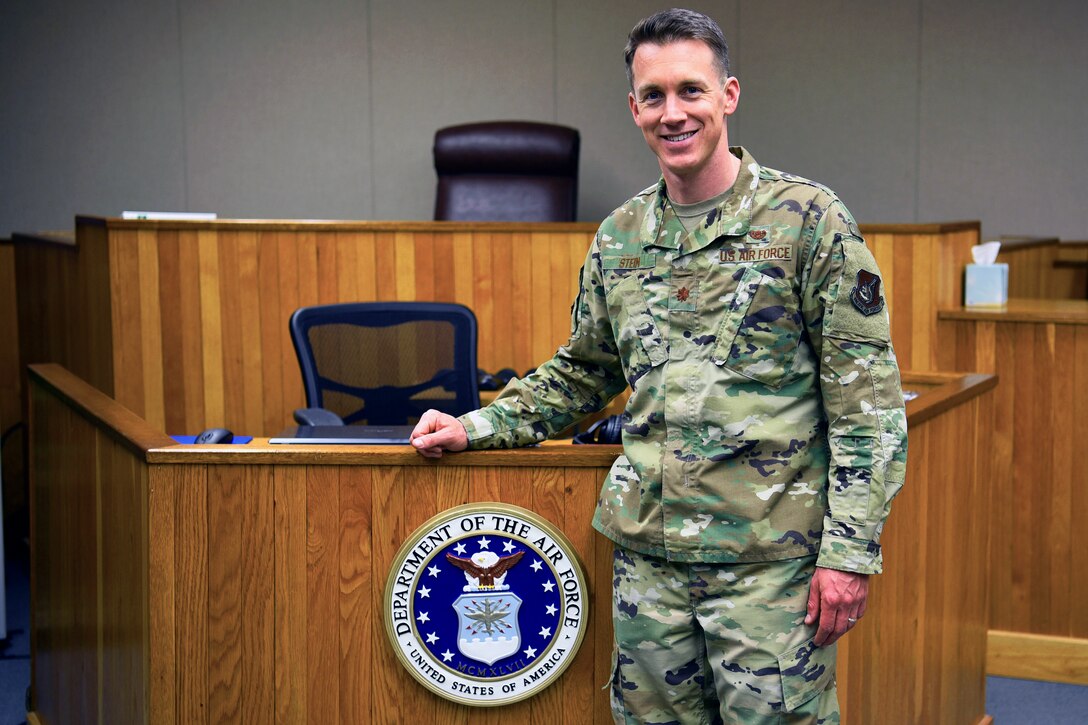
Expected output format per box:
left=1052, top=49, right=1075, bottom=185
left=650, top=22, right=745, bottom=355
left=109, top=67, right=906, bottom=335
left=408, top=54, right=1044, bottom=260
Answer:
left=669, top=281, right=697, bottom=311
left=850, top=269, right=885, bottom=316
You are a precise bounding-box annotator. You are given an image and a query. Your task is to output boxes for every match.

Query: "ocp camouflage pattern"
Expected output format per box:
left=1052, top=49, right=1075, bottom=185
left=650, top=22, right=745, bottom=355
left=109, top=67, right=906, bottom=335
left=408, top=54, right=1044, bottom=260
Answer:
left=460, top=147, right=907, bottom=575
left=610, top=548, right=839, bottom=723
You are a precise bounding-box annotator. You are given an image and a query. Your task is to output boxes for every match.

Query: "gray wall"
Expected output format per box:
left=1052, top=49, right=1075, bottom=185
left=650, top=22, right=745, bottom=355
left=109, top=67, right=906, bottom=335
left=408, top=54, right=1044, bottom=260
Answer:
left=2, top=0, right=1086, bottom=240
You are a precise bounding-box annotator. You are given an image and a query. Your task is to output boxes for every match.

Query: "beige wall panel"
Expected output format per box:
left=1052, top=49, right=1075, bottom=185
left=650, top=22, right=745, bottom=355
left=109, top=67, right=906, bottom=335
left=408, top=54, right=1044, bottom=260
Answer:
left=919, top=0, right=1088, bottom=239
left=179, top=0, right=374, bottom=220
left=554, top=0, right=731, bottom=221
left=0, top=0, right=186, bottom=235
left=5, top=1, right=1088, bottom=242
left=369, top=0, right=556, bottom=221
left=736, top=1, right=921, bottom=224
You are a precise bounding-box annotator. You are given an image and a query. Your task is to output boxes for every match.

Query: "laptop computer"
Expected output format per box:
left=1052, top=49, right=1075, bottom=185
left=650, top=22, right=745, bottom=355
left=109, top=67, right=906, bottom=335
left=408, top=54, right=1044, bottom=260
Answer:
left=269, top=425, right=415, bottom=445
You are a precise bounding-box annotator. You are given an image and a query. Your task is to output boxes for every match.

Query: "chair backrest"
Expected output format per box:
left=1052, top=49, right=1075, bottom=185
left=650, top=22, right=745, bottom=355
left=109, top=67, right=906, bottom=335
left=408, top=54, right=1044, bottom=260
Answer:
left=433, top=120, right=580, bottom=222
left=289, top=302, right=480, bottom=425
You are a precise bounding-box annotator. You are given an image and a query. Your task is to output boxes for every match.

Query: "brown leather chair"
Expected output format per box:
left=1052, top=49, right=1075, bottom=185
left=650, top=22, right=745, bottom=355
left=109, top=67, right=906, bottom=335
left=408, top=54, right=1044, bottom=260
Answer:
left=433, top=121, right=580, bottom=222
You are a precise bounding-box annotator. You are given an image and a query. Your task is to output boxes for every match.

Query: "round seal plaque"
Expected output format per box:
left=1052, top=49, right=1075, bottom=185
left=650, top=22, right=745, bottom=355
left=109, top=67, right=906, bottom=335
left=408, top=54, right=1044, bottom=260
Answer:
left=384, top=503, right=588, bottom=706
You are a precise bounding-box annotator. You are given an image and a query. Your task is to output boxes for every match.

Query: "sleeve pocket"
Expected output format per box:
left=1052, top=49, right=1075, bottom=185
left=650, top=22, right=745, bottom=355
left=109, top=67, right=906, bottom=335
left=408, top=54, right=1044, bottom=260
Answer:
left=776, top=639, right=836, bottom=712
left=828, top=435, right=877, bottom=524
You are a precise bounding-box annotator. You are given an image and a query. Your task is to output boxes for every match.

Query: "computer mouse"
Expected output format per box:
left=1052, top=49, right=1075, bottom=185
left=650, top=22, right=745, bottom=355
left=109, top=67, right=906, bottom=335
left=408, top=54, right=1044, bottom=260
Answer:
left=195, top=428, right=234, bottom=444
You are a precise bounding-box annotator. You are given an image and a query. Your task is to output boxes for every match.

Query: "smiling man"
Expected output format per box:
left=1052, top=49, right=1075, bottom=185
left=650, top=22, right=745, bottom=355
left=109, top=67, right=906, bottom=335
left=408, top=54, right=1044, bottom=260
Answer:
left=411, top=8, right=907, bottom=724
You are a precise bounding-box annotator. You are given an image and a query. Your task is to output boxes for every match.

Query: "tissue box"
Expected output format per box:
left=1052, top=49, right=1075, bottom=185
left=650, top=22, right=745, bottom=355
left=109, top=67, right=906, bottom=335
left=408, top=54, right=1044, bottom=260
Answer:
left=964, top=263, right=1008, bottom=307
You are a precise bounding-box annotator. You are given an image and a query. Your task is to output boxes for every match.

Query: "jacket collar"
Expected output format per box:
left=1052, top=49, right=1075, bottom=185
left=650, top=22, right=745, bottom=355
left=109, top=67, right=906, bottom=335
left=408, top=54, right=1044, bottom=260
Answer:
left=642, top=146, right=757, bottom=254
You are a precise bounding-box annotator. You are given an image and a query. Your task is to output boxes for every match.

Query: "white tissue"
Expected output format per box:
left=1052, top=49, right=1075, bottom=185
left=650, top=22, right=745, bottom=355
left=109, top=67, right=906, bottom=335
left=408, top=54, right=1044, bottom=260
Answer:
left=971, top=241, right=1001, bottom=265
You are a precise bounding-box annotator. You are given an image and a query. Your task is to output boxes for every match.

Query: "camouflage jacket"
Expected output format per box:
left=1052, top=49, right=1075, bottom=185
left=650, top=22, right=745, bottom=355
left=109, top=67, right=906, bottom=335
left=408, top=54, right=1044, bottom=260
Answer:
left=459, top=147, right=908, bottom=574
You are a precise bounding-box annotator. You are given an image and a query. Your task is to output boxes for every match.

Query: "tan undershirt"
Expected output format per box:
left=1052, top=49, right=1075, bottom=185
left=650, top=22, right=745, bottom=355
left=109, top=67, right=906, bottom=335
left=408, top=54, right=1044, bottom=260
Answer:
left=669, top=187, right=734, bottom=235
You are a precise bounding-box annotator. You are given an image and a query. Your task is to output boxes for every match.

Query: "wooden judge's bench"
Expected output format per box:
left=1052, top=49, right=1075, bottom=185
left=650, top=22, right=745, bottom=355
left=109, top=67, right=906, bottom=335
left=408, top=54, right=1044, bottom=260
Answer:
left=14, top=217, right=999, bottom=724
left=27, top=363, right=995, bottom=725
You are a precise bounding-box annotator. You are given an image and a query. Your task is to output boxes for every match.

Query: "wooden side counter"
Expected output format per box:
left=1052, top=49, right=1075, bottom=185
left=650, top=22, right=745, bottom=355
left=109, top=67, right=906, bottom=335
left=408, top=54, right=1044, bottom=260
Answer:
left=28, top=364, right=994, bottom=725
left=938, top=299, right=1088, bottom=685
left=13, top=218, right=977, bottom=441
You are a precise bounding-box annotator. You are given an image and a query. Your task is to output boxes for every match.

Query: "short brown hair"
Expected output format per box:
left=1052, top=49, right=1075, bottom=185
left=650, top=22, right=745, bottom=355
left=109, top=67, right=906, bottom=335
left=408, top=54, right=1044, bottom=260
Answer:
left=624, top=8, right=731, bottom=88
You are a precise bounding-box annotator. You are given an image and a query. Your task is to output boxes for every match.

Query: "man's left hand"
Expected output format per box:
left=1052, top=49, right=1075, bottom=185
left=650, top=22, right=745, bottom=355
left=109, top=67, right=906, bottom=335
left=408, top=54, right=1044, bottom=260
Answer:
left=805, top=567, right=869, bottom=647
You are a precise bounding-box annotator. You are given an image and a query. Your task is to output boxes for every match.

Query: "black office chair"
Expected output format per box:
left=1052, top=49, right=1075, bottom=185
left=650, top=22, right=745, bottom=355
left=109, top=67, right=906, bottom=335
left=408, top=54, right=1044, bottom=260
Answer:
left=288, top=302, right=480, bottom=426
left=433, top=120, right=580, bottom=222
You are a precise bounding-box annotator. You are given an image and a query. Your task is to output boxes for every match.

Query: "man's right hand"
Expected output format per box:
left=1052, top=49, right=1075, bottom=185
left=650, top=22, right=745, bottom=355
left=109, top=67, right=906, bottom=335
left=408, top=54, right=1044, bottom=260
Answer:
left=410, top=409, right=469, bottom=458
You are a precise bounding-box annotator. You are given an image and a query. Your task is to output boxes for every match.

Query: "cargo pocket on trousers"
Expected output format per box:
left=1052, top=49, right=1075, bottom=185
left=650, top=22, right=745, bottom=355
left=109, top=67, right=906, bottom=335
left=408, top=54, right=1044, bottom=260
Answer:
left=776, top=639, right=836, bottom=713
left=606, top=643, right=631, bottom=723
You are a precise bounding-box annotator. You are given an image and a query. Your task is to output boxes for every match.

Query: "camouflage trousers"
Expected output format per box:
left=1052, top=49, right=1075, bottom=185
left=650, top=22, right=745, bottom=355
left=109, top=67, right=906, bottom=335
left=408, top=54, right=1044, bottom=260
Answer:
left=609, top=547, right=838, bottom=725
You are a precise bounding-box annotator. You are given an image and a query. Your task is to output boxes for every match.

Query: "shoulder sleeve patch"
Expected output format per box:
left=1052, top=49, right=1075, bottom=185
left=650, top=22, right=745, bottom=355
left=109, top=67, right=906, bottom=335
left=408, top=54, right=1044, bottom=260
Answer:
left=850, top=269, right=885, bottom=316
left=824, top=239, right=892, bottom=344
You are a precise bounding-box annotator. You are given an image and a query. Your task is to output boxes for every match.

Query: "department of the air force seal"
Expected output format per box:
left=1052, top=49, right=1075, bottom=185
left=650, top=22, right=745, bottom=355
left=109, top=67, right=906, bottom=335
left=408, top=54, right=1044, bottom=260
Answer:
left=384, top=503, right=588, bottom=706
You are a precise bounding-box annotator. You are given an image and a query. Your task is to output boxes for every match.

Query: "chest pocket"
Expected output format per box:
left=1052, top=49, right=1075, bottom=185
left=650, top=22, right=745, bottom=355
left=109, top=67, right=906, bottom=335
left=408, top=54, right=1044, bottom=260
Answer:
left=711, top=265, right=802, bottom=389
left=605, top=272, right=667, bottom=385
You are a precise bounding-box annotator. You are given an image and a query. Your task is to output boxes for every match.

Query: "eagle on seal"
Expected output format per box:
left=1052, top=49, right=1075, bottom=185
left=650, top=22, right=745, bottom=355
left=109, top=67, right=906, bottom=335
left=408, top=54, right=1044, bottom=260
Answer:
left=446, top=550, right=525, bottom=589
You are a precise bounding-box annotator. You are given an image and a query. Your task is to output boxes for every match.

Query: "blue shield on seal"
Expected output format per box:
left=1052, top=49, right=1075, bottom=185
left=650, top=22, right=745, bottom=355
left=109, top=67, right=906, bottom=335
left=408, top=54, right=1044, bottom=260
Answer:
left=452, top=591, right=522, bottom=665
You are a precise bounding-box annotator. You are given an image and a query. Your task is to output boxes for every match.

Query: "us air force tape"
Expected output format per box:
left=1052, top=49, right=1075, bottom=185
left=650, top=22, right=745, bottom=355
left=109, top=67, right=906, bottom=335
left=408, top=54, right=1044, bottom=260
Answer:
left=384, top=503, right=588, bottom=706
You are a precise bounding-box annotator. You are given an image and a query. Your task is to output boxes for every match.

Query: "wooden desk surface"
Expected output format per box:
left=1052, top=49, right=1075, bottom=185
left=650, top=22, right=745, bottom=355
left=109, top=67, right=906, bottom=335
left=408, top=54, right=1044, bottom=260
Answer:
left=939, top=298, right=1088, bottom=324
left=71, top=215, right=978, bottom=236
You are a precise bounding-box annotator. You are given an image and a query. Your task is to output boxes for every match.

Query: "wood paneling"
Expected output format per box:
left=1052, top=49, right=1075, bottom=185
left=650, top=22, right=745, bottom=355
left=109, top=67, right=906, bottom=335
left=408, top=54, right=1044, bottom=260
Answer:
left=29, top=364, right=994, bottom=725
left=837, top=373, right=994, bottom=725
left=937, top=301, right=1088, bottom=683
left=998, top=239, right=1088, bottom=300
left=13, top=218, right=978, bottom=443
left=987, top=630, right=1088, bottom=685
left=1, top=240, right=25, bottom=529
left=864, top=225, right=978, bottom=372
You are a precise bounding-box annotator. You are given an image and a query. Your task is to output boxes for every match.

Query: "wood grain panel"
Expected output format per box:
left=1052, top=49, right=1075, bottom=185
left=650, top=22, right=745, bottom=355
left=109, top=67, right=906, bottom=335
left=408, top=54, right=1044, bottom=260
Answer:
left=176, top=462, right=210, bottom=725
left=988, top=630, right=1088, bottom=685
left=241, top=465, right=275, bottom=723
left=274, top=464, right=308, bottom=723
left=999, top=240, right=1088, bottom=300
left=29, top=365, right=995, bottom=724
left=207, top=465, right=245, bottom=724
left=149, top=465, right=178, bottom=725
left=99, top=433, right=151, bottom=725
left=218, top=234, right=247, bottom=436
left=177, top=230, right=207, bottom=431
left=337, top=464, right=373, bottom=723
left=937, top=304, right=1088, bottom=676
left=836, top=386, right=992, bottom=724
left=0, top=240, right=24, bottom=532
left=29, top=385, right=96, bottom=725
left=13, top=219, right=977, bottom=441
left=14, top=225, right=113, bottom=402
left=306, top=464, right=340, bottom=724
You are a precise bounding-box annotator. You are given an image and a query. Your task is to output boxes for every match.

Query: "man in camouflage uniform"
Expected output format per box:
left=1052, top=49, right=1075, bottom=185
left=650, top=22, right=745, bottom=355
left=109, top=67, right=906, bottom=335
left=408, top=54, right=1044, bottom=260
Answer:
left=412, top=8, right=907, bottom=723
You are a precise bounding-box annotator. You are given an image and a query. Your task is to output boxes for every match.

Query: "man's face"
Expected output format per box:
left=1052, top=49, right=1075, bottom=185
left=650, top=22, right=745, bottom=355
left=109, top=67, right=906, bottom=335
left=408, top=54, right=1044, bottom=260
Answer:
left=628, top=39, right=740, bottom=189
